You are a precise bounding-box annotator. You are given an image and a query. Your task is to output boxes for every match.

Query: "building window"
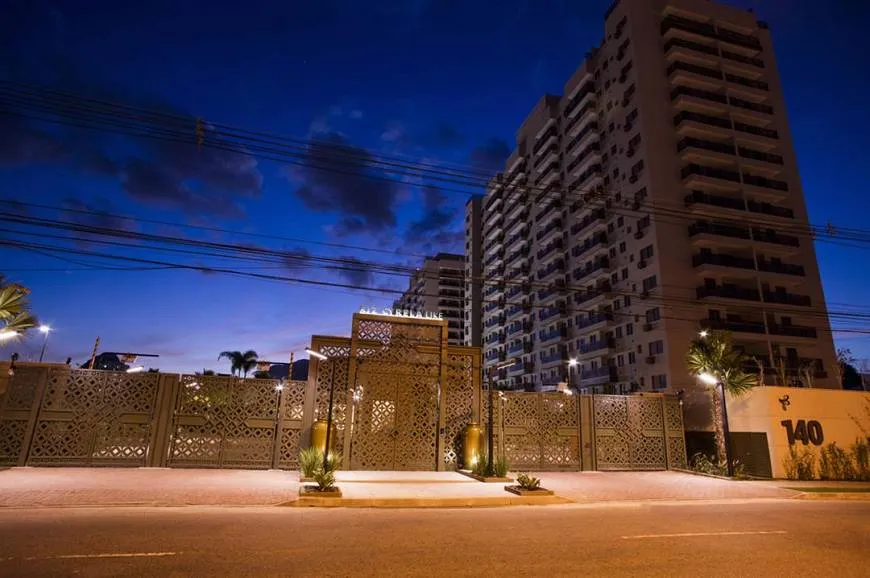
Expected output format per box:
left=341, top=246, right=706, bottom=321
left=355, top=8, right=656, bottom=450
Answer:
left=610, top=248, right=617, bottom=258
left=649, top=340, right=664, bottom=355
left=619, top=241, right=626, bottom=253
left=625, top=108, right=638, bottom=125
left=627, top=323, right=634, bottom=335
left=613, top=299, right=621, bottom=311
left=645, top=308, right=661, bottom=322
left=611, top=273, right=619, bottom=284
left=615, top=326, right=623, bottom=338
left=642, top=275, right=658, bottom=291
left=652, top=374, right=667, bottom=389
left=621, top=268, right=628, bottom=280
left=628, top=352, right=636, bottom=364
left=623, top=295, right=631, bottom=307
left=617, top=216, right=624, bottom=227
left=640, top=245, right=654, bottom=260
left=617, top=354, right=625, bottom=367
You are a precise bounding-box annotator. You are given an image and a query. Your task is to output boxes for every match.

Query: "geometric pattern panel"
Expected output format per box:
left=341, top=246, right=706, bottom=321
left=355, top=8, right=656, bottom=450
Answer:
left=442, top=353, right=475, bottom=467
left=167, top=375, right=281, bottom=469
left=28, top=369, right=160, bottom=467
left=0, top=419, right=27, bottom=466
left=593, top=394, right=669, bottom=471
left=312, top=342, right=351, bottom=459
left=498, top=392, right=580, bottom=470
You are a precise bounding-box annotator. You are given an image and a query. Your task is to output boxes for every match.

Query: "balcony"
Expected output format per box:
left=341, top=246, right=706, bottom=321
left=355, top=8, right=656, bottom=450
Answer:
left=722, top=50, right=764, bottom=68
left=566, top=118, right=598, bottom=150
left=505, top=264, right=530, bottom=281
left=681, top=163, right=741, bottom=184
left=484, top=315, right=505, bottom=328
left=579, top=366, right=617, bottom=385
left=743, top=173, right=788, bottom=192
left=664, top=36, right=718, bottom=58
left=674, top=110, right=732, bottom=131
left=571, top=233, right=608, bottom=258
left=533, top=124, right=559, bottom=155
left=730, top=96, right=773, bottom=115
left=570, top=208, right=607, bottom=235
left=678, top=137, right=736, bottom=157
left=563, top=82, right=595, bottom=118
left=752, top=229, right=800, bottom=247
left=536, top=239, right=563, bottom=261
left=692, top=252, right=755, bottom=271
left=569, top=164, right=602, bottom=191
left=667, top=60, right=723, bottom=81
left=567, top=142, right=601, bottom=175
left=484, top=185, right=504, bottom=212
left=763, top=291, right=812, bottom=307
left=506, top=322, right=524, bottom=336
left=685, top=190, right=745, bottom=211
left=671, top=85, right=728, bottom=106
left=757, top=259, right=804, bottom=276
left=689, top=221, right=750, bottom=242
left=535, top=202, right=562, bottom=224
left=539, top=326, right=568, bottom=344
left=539, top=304, right=566, bottom=322
left=734, top=121, right=778, bottom=140
left=505, top=286, right=523, bottom=300
left=507, top=341, right=526, bottom=355
left=738, top=147, right=783, bottom=166
left=768, top=324, right=818, bottom=339
left=660, top=15, right=762, bottom=51
left=504, top=194, right=527, bottom=218
left=536, top=260, right=565, bottom=281
left=576, top=311, right=614, bottom=330
left=536, top=220, right=562, bottom=246
left=575, top=283, right=613, bottom=306
left=578, top=338, right=615, bottom=357
left=572, top=258, right=610, bottom=282
left=540, top=349, right=569, bottom=365
left=701, top=318, right=766, bottom=335
left=725, top=73, right=768, bottom=92
left=696, top=285, right=761, bottom=302
left=505, top=211, right=529, bottom=235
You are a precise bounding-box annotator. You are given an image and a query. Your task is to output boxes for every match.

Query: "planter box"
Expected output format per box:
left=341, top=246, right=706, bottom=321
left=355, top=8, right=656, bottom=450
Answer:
left=504, top=485, right=554, bottom=497
left=459, top=470, right=514, bottom=483
left=299, top=485, right=342, bottom=498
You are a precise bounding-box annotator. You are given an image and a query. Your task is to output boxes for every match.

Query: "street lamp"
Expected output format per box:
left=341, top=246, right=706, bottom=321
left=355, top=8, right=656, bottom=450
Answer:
left=306, top=347, right=334, bottom=473
left=567, top=358, right=578, bottom=392
left=698, top=371, right=734, bottom=477
left=0, top=330, right=18, bottom=342
left=486, top=358, right=516, bottom=475
left=38, top=325, right=52, bottom=362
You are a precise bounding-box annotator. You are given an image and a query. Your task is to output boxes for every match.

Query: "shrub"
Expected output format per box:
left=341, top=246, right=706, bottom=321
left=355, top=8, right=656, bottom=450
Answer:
left=493, top=456, right=510, bottom=478
left=690, top=452, right=746, bottom=478
left=783, top=446, right=817, bottom=480
left=325, top=452, right=342, bottom=473
left=312, top=467, right=336, bottom=491
left=853, top=438, right=870, bottom=481
left=299, top=447, right=321, bottom=478
left=819, top=442, right=856, bottom=481
left=516, top=473, right=541, bottom=490
left=471, top=449, right=509, bottom=478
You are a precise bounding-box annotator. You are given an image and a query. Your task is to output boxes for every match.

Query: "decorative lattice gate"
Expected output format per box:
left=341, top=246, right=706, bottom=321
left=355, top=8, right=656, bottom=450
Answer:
left=493, top=392, right=581, bottom=470
left=593, top=394, right=686, bottom=470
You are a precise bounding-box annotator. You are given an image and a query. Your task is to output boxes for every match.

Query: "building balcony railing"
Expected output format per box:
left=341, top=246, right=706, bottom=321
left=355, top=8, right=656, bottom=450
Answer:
left=701, top=318, right=766, bottom=335
left=661, top=14, right=762, bottom=51
left=667, top=60, right=723, bottom=81
left=689, top=221, right=751, bottom=241
left=563, top=82, right=595, bottom=118
left=743, top=173, right=789, bottom=191
left=537, top=240, right=563, bottom=261
left=685, top=190, right=745, bottom=211
left=539, top=304, right=567, bottom=322
left=505, top=286, right=523, bottom=300
left=578, top=338, right=615, bottom=356
left=533, top=125, right=559, bottom=155
left=763, top=291, right=812, bottom=307
left=734, top=121, right=779, bottom=140
left=575, top=283, right=613, bottom=306
left=539, top=326, right=568, bottom=344
left=725, top=73, right=769, bottom=91
left=536, top=260, right=565, bottom=281
left=664, top=36, right=718, bottom=57
left=569, top=164, right=602, bottom=191
left=768, top=324, right=818, bottom=339
left=571, top=233, right=608, bottom=258
left=506, top=322, right=524, bottom=336
left=752, top=229, right=800, bottom=247
left=535, top=203, right=562, bottom=224
left=540, top=349, right=569, bottom=365
left=722, top=49, right=765, bottom=68
left=696, top=285, right=761, bottom=302
left=572, top=258, right=610, bottom=282
left=674, top=110, right=732, bottom=131
left=484, top=315, right=505, bottom=328
left=671, top=85, right=727, bottom=106
left=730, top=96, right=773, bottom=115
left=537, top=282, right=566, bottom=301
left=565, top=117, right=598, bottom=149
left=757, top=259, right=805, bottom=276
left=681, top=163, right=741, bottom=183
left=505, top=212, right=529, bottom=234
left=579, top=366, right=617, bottom=385
left=566, top=142, right=601, bottom=174
left=505, top=265, right=530, bottom=281
left=678, top=137, right=736, bottom=157
left=576, top=311, right=614, bottom=330
left=692, top=252, right=755, bottom=271
left=569, top=208, right=607, bottom=235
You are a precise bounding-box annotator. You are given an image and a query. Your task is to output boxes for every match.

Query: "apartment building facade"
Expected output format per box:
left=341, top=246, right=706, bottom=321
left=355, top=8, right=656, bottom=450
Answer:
left=394, top=253, right=465, bottom=345
left=471, top=0, right=838, bottom=393
left=463, top=197, right=484, bottom=348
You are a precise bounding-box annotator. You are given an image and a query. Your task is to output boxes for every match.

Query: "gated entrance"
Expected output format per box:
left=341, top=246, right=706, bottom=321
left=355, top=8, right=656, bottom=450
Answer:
left=496, top=392, right=580, bottom=470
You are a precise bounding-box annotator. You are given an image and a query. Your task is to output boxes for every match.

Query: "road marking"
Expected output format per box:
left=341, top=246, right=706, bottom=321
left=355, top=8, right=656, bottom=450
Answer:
left=19, top=552, right=178, bottom=561
left=621, top=530, right=787, bottom=540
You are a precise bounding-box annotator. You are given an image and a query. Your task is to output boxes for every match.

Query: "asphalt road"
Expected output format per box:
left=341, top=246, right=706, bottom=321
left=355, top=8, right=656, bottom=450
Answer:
left=1, top=500, right=868, bottom=577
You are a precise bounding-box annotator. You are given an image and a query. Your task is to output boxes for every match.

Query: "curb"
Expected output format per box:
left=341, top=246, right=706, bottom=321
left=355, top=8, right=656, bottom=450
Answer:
left=282, top=495, right=573, bottom=508
left=792, top=492, right=870, bottom=501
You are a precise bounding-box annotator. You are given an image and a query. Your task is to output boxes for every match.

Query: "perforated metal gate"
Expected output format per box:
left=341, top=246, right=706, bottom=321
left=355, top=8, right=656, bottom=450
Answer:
left=494, top=392, right=581, bottom=470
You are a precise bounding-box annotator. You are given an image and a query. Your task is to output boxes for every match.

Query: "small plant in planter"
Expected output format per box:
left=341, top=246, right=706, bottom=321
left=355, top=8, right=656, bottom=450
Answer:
left=516, top=473, right=541, bottom=490
left=469, top=451, right=512, bottom=481
left=299, top=447, right=321, bottom=480
left=505, top=472, right=553, bottom=496
left=300, top=465, right=342, bottom=497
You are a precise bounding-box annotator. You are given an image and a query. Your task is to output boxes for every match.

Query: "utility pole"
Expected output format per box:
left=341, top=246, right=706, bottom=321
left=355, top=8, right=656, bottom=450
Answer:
left=88, top=337, right=100, bottom=370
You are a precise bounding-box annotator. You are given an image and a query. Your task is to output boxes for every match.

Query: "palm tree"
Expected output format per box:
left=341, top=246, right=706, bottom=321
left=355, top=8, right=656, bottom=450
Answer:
left=686, top=330, right=756, bottom=468
left=218, top=350, right=259, bottom=377
left=0, top=277, right=38, bottom=343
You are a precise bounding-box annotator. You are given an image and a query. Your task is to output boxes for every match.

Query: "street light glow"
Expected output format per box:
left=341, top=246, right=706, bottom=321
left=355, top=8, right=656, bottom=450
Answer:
left=0, top=330, right=18, bottom=341
left=698, top=372, right=718, bottom=385
left=568, top=358, right=578, bottom=367
left=305, top=348, right=328, bottom=361
left=39, top=325, right=52, bottom=334
left=699, top=330, right=708, bottom=338
left=126, top=365, right=146, bottom=373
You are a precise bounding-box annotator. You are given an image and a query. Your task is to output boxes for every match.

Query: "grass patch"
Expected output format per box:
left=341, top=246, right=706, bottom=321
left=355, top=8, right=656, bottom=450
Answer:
left=784, top=487, right=870, bottom=493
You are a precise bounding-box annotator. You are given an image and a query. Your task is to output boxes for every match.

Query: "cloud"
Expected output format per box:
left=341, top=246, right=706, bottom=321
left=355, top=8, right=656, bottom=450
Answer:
left=62, top=197, right=135, bottom=233
left=380, top=122, right=407, bottom=143
left=331, top=256, right=376, bottom=287
left=281, top=247, right=314, bottom=272
left=403, top=185, right=464, bottom=253
left=468, top=138, right=511, bottom=174
left=349, top=109, right=364, bottom=119
left=293, top=132, right=400, bottom=237
left=425, top=122, right=465, bottom=149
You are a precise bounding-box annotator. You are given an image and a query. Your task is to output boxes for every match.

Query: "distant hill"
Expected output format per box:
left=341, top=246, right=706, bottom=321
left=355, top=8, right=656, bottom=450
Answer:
left=267, top=359, right=309, bottom=381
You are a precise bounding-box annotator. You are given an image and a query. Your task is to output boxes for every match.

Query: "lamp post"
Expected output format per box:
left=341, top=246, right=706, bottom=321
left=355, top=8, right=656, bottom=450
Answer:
left=698, top=371, right=734, bottom=477
left=487, top=358, right=515, bottom=474
left=306, top=347, right=333, bottom=472
left=567, top=358, right=578, bottom=393
left=38, top=325, right=52, bottom=362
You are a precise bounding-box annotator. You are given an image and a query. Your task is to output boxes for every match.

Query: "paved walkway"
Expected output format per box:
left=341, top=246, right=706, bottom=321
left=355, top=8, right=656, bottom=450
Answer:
left=0, top=467, right=812, bottom=508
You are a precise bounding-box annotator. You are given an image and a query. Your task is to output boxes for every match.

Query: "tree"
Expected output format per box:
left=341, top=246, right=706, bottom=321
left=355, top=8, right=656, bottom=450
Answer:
left=0, top=276, right=38, bottom=342
left=218, top=350, right=259, bottom=377
left=686, top=331, right=757, bottom=468
left=834, top=348, right=860, bottom=389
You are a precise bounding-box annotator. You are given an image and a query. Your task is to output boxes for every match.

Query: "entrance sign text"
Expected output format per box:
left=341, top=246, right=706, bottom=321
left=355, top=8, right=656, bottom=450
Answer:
left=359, top=306, right=443, bottom=320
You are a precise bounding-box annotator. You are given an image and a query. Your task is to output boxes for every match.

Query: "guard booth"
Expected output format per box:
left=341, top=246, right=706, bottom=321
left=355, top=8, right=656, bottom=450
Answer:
left=303, top=310, right=482, bottom=471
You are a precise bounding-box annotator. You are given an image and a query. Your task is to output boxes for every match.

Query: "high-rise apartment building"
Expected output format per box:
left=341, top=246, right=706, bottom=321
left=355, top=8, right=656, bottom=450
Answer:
left=470, top=0, right=838, bottom=393
left=394, top=253, right=465, bottom=345
left=464, top=197, right=484, bottom=348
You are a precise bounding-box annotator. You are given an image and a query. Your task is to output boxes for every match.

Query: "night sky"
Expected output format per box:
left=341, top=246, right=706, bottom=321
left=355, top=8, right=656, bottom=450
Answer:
left=2, top=0, right=869, bottom=373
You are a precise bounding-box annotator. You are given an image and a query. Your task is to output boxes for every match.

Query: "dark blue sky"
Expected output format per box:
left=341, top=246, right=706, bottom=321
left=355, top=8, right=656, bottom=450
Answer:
left=2, top=0, right=870, bottom=372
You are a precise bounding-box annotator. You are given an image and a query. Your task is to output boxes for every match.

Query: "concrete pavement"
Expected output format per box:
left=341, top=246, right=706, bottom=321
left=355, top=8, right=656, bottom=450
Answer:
left=1, top=500, right=868, bottom=576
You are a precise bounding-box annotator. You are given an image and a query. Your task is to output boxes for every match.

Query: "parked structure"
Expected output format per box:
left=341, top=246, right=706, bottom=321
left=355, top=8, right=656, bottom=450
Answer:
left=468, top=0, right=837, bottom=393
left=393, top=253, right=465, bottom=345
